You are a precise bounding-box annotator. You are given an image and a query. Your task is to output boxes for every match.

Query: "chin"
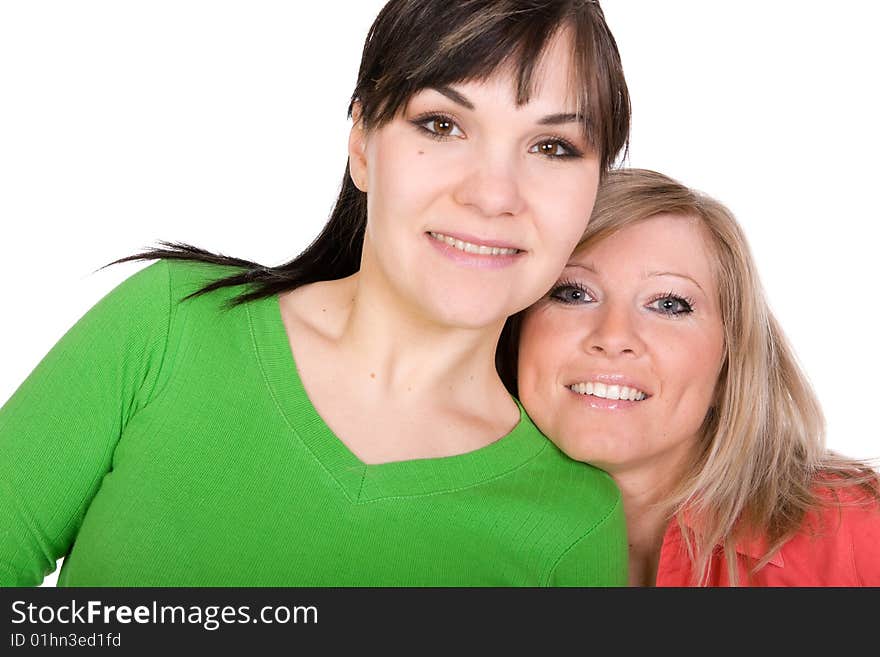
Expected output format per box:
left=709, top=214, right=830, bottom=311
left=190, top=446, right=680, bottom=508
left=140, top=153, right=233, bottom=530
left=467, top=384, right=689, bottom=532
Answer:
left=552, top=430, right=633, bottom=471
left=416, top=285, right=515, bottom=330
left=430, top=303, right=508, bottom=331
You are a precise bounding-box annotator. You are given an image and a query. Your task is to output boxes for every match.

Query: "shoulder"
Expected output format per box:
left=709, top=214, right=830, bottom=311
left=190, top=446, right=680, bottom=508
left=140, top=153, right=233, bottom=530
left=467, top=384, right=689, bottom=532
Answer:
left=104, top=258, right=249, bottom=311
left=808, top=481, right=880, bottom=535
left=519, top=433, right=624, bottom=531
left=528, top=443, right=626, bottom=585
left=810, top=481, right=880, bottom=540
left=162, top=258, right=250, bottom=304
left=784, top=480, right=880, bottom=585
left=808, top=477, right=880, bottom=536
left=53, top=259, right=176, bottom=349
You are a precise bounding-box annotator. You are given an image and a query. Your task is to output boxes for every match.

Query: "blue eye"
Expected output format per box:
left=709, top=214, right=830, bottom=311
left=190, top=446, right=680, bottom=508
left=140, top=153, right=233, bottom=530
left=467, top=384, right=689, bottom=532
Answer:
left=549, top=282, right=594, bottom=305
left=647, top=294, right=694, bottom=316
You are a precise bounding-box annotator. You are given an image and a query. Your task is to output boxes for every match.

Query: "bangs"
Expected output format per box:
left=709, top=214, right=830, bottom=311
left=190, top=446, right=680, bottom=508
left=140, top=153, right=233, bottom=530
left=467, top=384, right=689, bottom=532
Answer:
left=352, top=0, right=629, bottom=171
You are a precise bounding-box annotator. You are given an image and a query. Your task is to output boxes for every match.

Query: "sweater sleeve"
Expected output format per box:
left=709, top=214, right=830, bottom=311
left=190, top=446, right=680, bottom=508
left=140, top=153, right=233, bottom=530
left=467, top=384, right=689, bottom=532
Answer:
left=0, top=260, right=172, bottom=586
left=546, top=493, right=629, bottom=587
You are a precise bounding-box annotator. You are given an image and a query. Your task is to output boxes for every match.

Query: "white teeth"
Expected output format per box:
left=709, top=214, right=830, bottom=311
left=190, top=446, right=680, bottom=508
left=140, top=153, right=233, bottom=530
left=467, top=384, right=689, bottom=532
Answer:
left=569, top=381, right=648, bottom=401
left=430, top=232, right=518, bottom=256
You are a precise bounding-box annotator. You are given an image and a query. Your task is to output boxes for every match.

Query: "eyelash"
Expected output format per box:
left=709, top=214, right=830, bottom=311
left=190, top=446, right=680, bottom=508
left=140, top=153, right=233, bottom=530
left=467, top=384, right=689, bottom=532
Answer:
left=410, top=113, right=464, bottom=142
left=548, top=279, right=594, bottom=305
left=548, top=281, right=696, bottom=317
left=646, top=292, right=696, bottom=317
left=409, top=112, right=583, bottom=159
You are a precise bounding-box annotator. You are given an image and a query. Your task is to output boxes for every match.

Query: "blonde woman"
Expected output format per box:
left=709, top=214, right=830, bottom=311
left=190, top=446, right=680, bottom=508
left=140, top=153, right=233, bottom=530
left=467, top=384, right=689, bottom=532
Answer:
left=502, top=168, right=880, bottom=586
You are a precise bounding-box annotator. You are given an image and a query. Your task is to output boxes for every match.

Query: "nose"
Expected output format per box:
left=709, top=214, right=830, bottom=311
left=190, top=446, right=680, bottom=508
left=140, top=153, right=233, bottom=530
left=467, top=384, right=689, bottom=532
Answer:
left=452, top=150, right=525, bottom=218
left=583, top=302, right=644, bottom=358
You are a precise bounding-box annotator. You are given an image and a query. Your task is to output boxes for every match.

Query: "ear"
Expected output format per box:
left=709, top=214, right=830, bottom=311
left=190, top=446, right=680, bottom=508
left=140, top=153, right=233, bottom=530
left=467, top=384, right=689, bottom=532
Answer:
left=348, top=101, right=368, bottom=192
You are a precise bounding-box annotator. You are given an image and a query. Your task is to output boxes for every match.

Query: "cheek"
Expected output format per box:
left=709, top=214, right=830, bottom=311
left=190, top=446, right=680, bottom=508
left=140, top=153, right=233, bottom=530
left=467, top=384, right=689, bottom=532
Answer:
left=518, top=314, right=558, bottom=391
left=367, top=136, right=450, bottom=217
left=655, top=328, right=724, bottom=426
left=516, top=315, right=551, bottom=392
left=532, top=169, right=599, bottom=264
left=517, top=309, right=577, bottom=415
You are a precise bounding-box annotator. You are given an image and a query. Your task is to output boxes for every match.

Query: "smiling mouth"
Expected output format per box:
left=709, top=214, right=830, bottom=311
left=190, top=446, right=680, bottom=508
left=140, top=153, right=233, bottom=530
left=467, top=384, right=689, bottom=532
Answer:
left=568, top=382, right=649, bottom=402
left=428, top=232, right=521, bottom=256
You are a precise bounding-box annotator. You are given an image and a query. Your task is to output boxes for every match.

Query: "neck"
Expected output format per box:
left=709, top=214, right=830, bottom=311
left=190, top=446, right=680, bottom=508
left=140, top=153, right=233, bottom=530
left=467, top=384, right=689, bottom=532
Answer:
left=609, top=465, right=679, bottom=587
left=319, top=268, right=510, bottom=409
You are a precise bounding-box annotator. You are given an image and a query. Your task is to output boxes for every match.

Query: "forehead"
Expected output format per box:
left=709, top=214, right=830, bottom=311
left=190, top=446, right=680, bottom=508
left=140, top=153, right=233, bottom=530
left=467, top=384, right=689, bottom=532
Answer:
left=521, top=26, right=579, bottom=106
left=415, top=27, right=580, bottom=112
left=572, top=214, right=718, bottom=285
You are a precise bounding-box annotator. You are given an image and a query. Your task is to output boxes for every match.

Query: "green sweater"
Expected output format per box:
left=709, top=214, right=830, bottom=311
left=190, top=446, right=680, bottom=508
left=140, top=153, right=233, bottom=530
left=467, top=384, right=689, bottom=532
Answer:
left=0, top=259, right=627, bottom=586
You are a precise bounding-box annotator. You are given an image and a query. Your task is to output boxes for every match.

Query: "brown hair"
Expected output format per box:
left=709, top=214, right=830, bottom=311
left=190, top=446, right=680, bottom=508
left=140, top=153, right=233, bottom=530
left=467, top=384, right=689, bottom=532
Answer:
left=104, top=0, right=630, bottom=307
left=356, top=0, right=630, bottom=172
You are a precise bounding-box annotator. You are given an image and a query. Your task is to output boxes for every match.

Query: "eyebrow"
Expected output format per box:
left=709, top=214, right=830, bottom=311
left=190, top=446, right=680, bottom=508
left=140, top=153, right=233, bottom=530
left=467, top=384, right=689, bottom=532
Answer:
left=646, top=271, right=706, bottom=294
left=538, top=113, right=584, bottom=126
left=430, top=86, right=585, bottom=126
left=566, top=262, right=597, bottom=274
left=567, top=263, right=707, bottom=295
left=432, top=86, right=475, bottom=110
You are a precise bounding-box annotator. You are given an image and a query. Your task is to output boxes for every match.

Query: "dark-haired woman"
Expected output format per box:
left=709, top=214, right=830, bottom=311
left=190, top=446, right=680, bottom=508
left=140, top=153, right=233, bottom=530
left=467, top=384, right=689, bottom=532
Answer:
left=0, top=0, right=631, bottom=586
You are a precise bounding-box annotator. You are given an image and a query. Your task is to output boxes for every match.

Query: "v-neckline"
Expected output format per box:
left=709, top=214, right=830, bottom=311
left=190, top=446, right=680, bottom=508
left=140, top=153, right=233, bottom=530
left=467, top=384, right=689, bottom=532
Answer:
left=245, top=292, right=548, bottom=503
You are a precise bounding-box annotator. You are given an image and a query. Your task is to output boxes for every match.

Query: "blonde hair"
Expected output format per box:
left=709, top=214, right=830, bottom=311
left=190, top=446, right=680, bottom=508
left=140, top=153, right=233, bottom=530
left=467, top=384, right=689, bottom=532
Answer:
left=580, top=169, right=879, bottom=586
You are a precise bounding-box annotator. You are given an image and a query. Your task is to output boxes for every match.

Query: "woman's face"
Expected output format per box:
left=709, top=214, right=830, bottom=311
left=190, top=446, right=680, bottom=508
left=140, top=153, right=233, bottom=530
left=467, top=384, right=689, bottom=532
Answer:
left=348, top=29, right=601, bottom=330
left=517, top=214, right=726, bottom=477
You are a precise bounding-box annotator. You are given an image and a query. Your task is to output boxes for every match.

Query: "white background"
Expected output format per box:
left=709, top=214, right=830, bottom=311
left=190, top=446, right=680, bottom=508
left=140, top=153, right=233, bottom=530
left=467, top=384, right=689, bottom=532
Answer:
left=1, top=2, right=877, bottom=586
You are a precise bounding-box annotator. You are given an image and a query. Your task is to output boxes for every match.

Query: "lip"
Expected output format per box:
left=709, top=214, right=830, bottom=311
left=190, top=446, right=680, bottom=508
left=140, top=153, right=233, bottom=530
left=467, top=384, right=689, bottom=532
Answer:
left=427, top=230, right=524, bottom=251
left=567, top=391, right=645, bottom=411
left=565, top=372, right=654, bottom=397
left=425, top=232, right=524, bottom=270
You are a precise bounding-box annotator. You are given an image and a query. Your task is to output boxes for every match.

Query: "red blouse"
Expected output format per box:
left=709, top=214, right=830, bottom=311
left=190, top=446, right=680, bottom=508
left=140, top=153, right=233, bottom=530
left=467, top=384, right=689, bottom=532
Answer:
left=655, top=486, right=880, bottom=586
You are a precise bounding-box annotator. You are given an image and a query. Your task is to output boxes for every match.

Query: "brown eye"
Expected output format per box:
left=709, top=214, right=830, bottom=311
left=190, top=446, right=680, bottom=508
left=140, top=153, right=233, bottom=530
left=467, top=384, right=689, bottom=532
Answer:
left=531, top=140, right=571, bottom=158
left=433, top=118, right=454, bottom=135
left=415, top=115, right=464, bottom=139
